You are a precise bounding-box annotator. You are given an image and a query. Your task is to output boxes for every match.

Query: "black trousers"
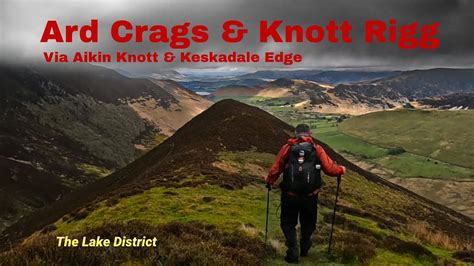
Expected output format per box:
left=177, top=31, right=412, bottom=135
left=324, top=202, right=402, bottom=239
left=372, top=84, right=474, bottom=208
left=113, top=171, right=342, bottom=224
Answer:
left=280, top=192, right=318, bottom=247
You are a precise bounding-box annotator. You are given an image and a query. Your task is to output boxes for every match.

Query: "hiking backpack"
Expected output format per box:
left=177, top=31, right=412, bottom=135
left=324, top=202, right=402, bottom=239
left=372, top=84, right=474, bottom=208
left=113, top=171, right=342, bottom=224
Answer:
left=281, top=141, right=322, bottom=194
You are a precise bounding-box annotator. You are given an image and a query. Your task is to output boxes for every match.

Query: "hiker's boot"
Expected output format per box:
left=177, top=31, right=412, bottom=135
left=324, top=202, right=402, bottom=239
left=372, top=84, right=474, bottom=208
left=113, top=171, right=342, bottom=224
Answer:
left=284, top=242, right=299, bottom=263
left=300, top=238, right=312, bottom=257
left=282, top=225, right=299, bottom=263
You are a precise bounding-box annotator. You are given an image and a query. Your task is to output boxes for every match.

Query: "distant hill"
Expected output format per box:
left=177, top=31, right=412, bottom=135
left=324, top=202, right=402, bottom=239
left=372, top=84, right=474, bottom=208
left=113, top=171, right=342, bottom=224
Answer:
left=114, top=69, right=187, bottom=80
left=240, top=70, right=398, bottom=84
left=240, top=70, right=323, bottom=80
left=216, top=69, right=474, bottom=115
left=211, top=85, right=263, bottom=97
left=419, top=92, right=474, bottom=109
left=179, top=78, right=267, bottom=94
left=335, top=68, right=474, bottom=101
left=0, top=63, right=211, bottom=232
left=211, top=78, right=336, bottom=106
left=149, top=70, right=186, bottom=80
left=1, top=100, right=472, bottom=265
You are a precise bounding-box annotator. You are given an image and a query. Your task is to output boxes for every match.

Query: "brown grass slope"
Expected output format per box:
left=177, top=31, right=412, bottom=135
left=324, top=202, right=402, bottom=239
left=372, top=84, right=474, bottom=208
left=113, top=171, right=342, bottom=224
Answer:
left=1, top=99, right=473, bottom=252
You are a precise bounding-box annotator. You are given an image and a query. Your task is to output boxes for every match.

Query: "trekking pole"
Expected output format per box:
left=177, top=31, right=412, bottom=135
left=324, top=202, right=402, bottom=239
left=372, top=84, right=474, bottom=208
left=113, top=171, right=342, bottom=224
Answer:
left=264, top=184, right=271, bottom=244
left=328, top=175, right=341, bottom=255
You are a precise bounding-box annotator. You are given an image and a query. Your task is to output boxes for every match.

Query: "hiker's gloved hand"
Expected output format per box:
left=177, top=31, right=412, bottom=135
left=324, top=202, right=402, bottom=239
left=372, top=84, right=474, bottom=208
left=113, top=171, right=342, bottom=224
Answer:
left=340, top=166, right=346, bottom=175
left=265, top=183, right=272, bottom=191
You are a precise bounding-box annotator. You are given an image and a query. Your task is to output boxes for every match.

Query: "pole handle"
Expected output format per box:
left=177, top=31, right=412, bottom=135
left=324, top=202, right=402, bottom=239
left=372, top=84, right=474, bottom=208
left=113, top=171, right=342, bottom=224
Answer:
left=266, top=183, right=272, bottom=191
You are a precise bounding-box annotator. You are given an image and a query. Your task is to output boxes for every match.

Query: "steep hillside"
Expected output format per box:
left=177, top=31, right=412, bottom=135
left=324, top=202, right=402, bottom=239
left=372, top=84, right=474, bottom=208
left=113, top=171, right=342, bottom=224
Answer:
left=419, top=92, right=474, bottom=109
left=1, top=100, right=472, bottom=265
left=0, top=63, right=211, bottom=232
left=376, top=68, right=474, bottom=98
left=127, top=79, right=211, bottom=136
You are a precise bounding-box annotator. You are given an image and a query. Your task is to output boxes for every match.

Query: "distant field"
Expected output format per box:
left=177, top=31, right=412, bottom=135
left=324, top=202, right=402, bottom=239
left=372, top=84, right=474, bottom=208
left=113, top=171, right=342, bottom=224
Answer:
left=310, top=121, right=474, bottom=180
left=287, top=113, right=474, bottom=180
left=339, top=110, right=474, bottom=169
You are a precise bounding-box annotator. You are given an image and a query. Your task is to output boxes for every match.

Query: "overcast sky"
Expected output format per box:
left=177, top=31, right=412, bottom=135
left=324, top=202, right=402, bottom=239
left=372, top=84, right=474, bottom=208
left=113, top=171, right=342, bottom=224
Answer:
left=1, top=0, right=473, bottom=73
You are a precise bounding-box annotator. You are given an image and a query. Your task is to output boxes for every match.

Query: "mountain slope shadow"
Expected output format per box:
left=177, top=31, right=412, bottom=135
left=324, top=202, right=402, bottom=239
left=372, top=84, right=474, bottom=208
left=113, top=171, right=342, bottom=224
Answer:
left=0, top=99, right=472, bottom=264
left=0, top=99, right=292, bottom=247
left=0, top=63, right=212, bottom=231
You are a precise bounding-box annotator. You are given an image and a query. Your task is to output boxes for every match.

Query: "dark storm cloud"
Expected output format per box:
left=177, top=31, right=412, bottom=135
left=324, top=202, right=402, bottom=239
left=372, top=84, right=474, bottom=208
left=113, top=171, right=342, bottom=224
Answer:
left=1, top=0, right=473, bottom=71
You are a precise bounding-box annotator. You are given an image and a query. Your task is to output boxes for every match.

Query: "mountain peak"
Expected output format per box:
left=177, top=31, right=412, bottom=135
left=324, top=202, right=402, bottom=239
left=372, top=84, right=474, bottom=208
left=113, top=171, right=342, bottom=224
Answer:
left=168, top=99, right=293, bottom=153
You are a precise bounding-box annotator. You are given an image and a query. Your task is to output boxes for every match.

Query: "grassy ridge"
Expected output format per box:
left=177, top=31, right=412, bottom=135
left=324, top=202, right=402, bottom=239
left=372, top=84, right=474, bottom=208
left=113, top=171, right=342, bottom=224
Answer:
left=9, top=151, right=466, bottom=265
left=49, top=181, right=445, bottom=265
left=54, top=185, right=278, bottom=235
left=339, top=110, right=474, bottom=169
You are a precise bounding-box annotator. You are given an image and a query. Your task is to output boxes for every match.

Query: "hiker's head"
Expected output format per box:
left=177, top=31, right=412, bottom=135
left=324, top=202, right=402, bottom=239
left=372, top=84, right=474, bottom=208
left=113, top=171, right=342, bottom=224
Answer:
left=295, top=124, right=311, bottom=138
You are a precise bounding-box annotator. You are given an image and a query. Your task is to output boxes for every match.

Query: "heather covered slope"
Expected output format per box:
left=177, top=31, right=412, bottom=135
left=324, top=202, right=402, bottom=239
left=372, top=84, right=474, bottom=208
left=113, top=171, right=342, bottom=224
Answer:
left=1, top=100, right=472, bottom=264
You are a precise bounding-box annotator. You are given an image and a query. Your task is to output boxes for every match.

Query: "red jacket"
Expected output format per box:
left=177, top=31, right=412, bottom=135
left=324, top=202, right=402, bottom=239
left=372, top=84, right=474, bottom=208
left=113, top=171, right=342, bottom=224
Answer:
left=266, top=136, right=344, bottom=185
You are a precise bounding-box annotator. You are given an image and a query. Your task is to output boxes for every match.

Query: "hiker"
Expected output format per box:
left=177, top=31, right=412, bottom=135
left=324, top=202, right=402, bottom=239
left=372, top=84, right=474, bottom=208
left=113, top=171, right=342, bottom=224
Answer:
left=265, top=123, right=346, bottom=263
